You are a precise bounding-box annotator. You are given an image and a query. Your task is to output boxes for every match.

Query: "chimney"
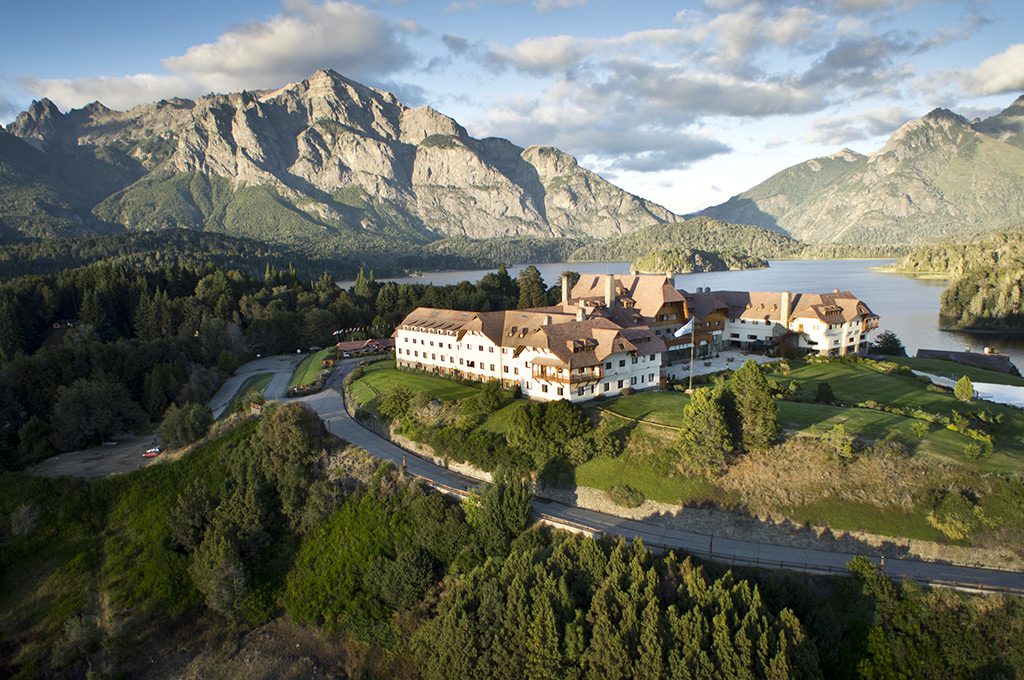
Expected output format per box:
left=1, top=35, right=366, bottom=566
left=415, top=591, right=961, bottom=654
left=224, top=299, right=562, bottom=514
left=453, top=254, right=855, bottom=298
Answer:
left=780, top=291, right=791, bottom=327
left=544, top=315, right=553, bottom=326
left=561, top=273, right=570, bottom=305
left=576, top=304, right=585, bottom=321
left=604, top=276, right=615, bottom=307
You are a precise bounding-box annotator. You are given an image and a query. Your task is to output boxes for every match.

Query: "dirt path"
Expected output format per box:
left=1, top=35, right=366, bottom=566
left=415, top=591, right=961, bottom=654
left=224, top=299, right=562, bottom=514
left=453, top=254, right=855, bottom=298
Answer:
left=29, top=434, right=160, bottom=478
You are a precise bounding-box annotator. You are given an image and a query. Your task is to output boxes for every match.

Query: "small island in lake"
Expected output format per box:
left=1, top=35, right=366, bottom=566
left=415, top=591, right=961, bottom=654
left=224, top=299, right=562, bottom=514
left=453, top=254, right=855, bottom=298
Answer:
left=632, top=247, right=769, bottom=274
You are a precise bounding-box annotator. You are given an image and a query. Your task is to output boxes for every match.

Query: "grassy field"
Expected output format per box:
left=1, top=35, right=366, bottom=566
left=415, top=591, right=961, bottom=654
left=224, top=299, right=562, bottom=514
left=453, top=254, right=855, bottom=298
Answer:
left=575, top=454, right=721, bottom=505
left=289, top=348, right=333, bottom=387
left=888, top=356, right=1024, bottom=387
left=220, top=373, right=272, bottom=419
left=349, top=360, right=480, bottom=412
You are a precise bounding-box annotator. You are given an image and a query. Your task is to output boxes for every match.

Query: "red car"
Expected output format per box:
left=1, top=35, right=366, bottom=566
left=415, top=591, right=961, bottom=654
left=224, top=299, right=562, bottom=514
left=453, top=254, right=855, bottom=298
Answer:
left=142, top=446, right=162, bottom=458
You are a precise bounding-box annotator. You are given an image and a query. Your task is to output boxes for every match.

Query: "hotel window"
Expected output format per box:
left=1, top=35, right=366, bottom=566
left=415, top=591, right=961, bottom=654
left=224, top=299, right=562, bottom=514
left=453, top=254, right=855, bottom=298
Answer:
left=557, top=387, right=563, bottom=396
left=619, top=359, right=626, bottom=368
left=649, top=354, right=655, bottom=361
left=479, top=345, right=484, bottom=351
left=648, top=373, right=654, bottom=382
left=603, top=382, right=610, bottom=391
left=489, top=347, right=494, bottom=353
left=503, top=366, right=508, bottom=373
left=490, top=364, right=495, bottom=371
left=578, top=387, right=585, bottom=397
left=431, top=353, right=436, bottom=360
left=459, top=358, right=464, bottom=365
left=617, top=380, right=624, bottom=388
left=632, top=357, right=638, bottom=364
left=542, top=384, right=548, bottom=393
left=605, top=362, right=612, bottom=369
left=526, top=382, right=532, bottom=389
left=630, top=376, right=636, bottom=386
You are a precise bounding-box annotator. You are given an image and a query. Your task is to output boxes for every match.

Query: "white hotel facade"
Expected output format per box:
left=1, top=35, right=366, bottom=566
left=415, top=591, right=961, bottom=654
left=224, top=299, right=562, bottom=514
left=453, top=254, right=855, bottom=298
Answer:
left=392, top=273, right=879, bottom=403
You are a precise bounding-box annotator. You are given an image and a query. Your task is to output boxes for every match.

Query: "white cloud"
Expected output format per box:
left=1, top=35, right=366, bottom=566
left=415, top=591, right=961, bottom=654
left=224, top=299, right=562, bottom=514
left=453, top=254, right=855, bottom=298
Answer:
left=959, top=44, right=1024, bottom=96
left=806, top=106, right=912, bottom=145
left=20, top=1, right=414, bottom=112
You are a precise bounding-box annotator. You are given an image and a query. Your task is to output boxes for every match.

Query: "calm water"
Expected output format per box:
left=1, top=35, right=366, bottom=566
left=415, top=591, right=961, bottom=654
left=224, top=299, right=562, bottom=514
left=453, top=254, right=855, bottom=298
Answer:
left=344, top=259, right=1024, bottom=370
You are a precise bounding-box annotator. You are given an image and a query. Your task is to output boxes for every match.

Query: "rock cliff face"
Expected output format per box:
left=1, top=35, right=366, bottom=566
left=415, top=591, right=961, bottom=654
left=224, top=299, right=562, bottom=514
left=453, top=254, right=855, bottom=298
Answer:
left=4, top=69, right=678, bottom=244
left=701, top=98, right=1024, bottom=245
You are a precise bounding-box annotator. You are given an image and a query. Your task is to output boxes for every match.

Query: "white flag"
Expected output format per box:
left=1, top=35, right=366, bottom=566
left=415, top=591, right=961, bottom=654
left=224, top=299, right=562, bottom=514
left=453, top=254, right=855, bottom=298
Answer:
left=673, top=319, right=695, bottom=338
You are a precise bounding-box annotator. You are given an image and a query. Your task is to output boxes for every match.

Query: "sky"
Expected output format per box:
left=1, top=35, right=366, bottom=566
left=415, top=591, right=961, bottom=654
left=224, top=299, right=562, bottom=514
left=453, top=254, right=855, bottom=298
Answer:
left=1, top=0, right=1022, bottom=214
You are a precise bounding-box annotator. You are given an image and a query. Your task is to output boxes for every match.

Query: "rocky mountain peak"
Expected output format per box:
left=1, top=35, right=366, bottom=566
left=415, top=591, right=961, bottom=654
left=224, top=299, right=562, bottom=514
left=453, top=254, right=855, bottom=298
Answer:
left=7, top=98, right=64, bottom=146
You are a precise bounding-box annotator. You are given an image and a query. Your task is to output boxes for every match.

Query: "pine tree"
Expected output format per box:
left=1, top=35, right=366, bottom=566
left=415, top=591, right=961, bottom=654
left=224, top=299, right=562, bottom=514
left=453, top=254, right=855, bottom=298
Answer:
left=676, top=386, right=733, bottom=476
left=518, top=265, right=548, bottom=309
left=731, top=359, right=779, bottom=450
left=635, top=597, right=666, bottom=679
left=526, top=587, right=565, bottom=679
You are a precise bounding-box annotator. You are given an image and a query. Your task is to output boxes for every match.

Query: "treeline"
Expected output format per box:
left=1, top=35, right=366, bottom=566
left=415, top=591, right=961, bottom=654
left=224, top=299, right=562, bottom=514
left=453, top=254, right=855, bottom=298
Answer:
left=894, top=232, right=1024, bottom=330
left=633, top=248, right=768, bottom=274
left=5, top=406, right=1024, bottom=678
left=425, top=236, right=589, bottom=266
left=570, top=217, right=799, bottom=261
left=0, top=230, right=585, bottom=283
left=0, top=256, right=554, bottom=468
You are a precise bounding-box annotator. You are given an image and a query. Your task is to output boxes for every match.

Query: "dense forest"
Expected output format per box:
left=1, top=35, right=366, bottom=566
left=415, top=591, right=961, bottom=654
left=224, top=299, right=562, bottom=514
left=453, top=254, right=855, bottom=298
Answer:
left=894, top=232, right=1024, bottom=330
left=4, top=402, right=1023, bottom=678
left=632, top=248, right=768, bottom=274
left=0, top=254, right=564, bottom=470
left=0, top=230, right=589, bottom=283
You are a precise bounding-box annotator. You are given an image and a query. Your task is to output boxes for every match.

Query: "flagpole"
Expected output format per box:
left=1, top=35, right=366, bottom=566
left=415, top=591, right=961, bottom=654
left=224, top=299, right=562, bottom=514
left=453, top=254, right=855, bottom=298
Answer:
left=688, top=325, right=695, bottom=392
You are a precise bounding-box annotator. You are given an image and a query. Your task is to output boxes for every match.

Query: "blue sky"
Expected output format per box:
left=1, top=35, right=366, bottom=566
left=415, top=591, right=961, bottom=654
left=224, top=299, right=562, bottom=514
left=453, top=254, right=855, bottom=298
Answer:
left=2, top=0, right=1022, bottom=213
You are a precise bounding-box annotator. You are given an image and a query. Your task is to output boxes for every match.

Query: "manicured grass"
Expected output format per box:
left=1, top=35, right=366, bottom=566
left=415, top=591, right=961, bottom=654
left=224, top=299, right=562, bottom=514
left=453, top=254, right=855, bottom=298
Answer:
left=289, top=348, right=333, bottom=387
left=220, top=372, right=272, bottom=419
left=888, top=356, right=1024, bottom=387
left=598, top=391, right=689, bottom=426
left=355, top=360, right=480, bottom=403
left=575, top=455, right=722, bottom=505
left=601, top=375, right=1021, bottom=471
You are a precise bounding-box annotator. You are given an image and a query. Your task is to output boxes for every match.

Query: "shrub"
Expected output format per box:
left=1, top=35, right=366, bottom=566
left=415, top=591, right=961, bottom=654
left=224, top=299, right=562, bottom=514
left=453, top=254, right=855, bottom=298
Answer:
left=954, top=375, right=974, bottom=402
left=158, top=402, right=214, bottom=450
left=607, top=485, right=645, bottom=508
left=815, top=381, right=835, bottom=404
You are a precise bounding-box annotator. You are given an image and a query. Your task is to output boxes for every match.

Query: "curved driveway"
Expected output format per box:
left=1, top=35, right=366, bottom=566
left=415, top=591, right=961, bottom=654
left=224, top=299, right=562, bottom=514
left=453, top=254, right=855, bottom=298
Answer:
left=289, top=359, right=1024, bottom=595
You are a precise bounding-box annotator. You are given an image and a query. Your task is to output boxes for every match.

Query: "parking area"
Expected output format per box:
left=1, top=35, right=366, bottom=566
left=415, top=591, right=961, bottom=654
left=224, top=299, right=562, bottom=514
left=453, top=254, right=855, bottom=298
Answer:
left=29, top=434, right=161, bottom=479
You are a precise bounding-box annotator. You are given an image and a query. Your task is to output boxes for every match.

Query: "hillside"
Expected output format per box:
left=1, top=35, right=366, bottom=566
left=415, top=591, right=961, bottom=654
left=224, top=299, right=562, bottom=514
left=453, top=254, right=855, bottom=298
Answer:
left=894, top=232, right=1024, bottom=330
left=701, top=97, right=1024, bottom=245
left=3, top=70, right=679, bottom=254
left=569, top=216, right=798, bottom=261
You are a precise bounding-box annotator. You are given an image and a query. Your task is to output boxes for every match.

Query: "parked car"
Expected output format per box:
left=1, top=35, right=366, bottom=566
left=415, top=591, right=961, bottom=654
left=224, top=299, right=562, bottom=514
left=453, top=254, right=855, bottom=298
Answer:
left=143, top=445, right=162, bottom=458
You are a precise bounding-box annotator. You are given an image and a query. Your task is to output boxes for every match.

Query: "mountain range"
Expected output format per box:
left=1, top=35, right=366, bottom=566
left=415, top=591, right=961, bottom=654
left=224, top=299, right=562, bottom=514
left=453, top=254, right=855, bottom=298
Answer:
left=1, top=69, right=678, bottom=253
left=701, top=96, right=1024, bottom=245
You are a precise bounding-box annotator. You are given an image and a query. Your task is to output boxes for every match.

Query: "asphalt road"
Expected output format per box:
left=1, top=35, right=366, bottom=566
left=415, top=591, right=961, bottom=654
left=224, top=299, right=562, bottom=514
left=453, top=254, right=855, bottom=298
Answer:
left=296, top=360, right=1024, bottom=595
left=209, top=354, right=304, bottom=418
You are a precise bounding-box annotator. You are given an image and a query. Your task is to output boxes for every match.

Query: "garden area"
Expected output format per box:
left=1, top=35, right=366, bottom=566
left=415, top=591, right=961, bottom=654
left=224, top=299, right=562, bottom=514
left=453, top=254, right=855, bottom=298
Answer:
left=346, top=357, right=1024, bottom=550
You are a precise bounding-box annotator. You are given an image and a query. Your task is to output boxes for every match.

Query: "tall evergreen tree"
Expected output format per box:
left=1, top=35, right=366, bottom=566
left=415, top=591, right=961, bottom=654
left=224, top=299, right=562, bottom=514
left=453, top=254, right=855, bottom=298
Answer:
left=731, top=359, right=779, bottom=450
left=518, top=265, right=548, bottom=309
left=676, top=386, right=733, bottom=476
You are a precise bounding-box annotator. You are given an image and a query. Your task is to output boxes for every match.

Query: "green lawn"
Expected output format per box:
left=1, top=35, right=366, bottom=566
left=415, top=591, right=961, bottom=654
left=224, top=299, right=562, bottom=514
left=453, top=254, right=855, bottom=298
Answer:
left=353, top=360, right=480, bottom=411
left=888, top=356, right=1024, bottom=387
left=600, top=365, right=1024, bottom=471
left=289, top=348, right=333, bottom=387
left=575, top=455, right=722, bottom=505
left=220, top=372, right=272, bottom=420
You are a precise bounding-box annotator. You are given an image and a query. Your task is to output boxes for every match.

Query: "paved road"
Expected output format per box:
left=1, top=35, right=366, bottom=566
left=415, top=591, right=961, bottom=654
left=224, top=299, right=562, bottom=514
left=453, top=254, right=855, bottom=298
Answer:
left=282, top=357, right=1024, bottom=594
left=209, top=355, right=304, bottom=418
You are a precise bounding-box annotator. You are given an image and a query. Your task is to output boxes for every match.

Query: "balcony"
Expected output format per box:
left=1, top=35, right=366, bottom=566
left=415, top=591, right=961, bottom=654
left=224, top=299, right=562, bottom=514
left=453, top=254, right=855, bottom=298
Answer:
left=532, top=363, right=603, bottom=384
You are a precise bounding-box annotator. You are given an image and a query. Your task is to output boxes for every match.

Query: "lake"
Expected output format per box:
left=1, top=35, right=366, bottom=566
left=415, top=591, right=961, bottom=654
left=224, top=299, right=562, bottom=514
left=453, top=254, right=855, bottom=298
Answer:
left=344, top=259, right=1024, bottom=370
